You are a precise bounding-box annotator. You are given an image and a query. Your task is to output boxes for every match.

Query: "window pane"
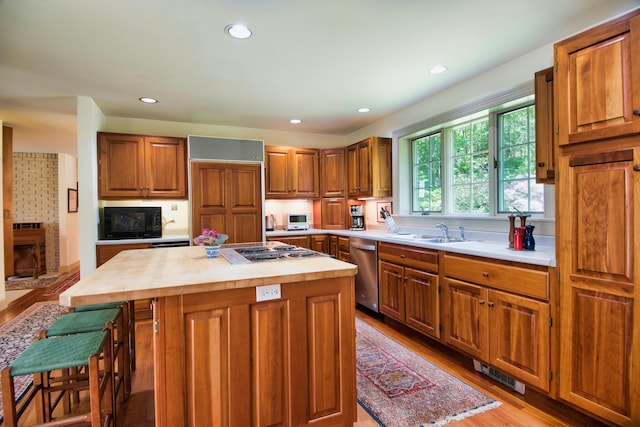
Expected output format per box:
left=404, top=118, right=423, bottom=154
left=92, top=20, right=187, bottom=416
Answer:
left=498, top=105, right=544, bottom=213
left=450, top=118, right=489, bottom=214
left=412, top=132, right=442, bottom=213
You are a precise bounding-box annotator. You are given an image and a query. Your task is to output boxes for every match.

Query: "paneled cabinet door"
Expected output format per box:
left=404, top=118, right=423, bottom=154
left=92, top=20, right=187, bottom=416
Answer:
left=557, top=152, right=638, bottom=425
left=320, top=198, right=346, bottom=229
left=535, top=67, right=556, bottom=183
left=347, top=137, right=392, bottom=198
left=442, top=277, right=488, bottom=361
left=264, top=146, right=292, bottom=198
left=554, top=10, right=640, bottom=146
left=405, top=267, right=439, bottom=338
left=488, top=289, right=550, bottom=392
left=98, top=133, right=145, bottom=198
left=293, top=148, right=320, bottom=198
left=264, top=146, right=319, bottom=198
left=144, top=136, right=187, bottom=198
left=320, top=148, right=346, bottom=197
left=379, top=260, right=405, bottom=322
left=310, top=234, right=328, bottom=253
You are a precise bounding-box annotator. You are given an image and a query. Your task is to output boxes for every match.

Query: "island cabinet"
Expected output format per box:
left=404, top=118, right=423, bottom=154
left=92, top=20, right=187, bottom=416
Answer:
left=267, top=235, right=310, bottom=248
left=265, top=146, right=319, bottom=199
left=556, top=151, right=639, bottom=425
left=347, top=137, right=392, bottom=198
left=378, top=243, right=439, bottom=338
left=152, top=276, right=356, bottom=427
left=98, top=132, right=187, bottom=199
left=441, top=253, right=551, bottom=392
left=554, top=9, right=640, bottom=147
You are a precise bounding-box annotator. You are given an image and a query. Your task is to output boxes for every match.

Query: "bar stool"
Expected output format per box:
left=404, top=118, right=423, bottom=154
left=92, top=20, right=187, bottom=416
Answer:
left=74, top=301, right=136, bottom=373
left=0, top=329, right=115, bottom=427
left=47, top=307, right=129, bottom=403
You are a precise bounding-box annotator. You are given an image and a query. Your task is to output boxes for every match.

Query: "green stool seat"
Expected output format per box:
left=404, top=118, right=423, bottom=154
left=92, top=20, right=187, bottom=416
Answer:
left=74, top=302, right=124, bottom=312
left=46, top=308, right=120, bottom=337
left=10, top=331, right=109, bottom=376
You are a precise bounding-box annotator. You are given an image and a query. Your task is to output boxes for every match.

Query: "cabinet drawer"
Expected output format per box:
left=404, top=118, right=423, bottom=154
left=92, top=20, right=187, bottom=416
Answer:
left=443, top=254, right=549, bottom=300
left=378, top=242, right=438, bottom=273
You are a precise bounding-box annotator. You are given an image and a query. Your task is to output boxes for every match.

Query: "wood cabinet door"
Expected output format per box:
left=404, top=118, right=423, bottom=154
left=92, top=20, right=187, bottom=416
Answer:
left=3, top=126, right=13, bottom=278
left=346, top=144, right=360, bottom=197
left=293, top=148, right=319, bottom=198
left=442, top=277, right=488, bottom=361
left=95, top=243, right=152, bottom=267
left=557, top=152, right=638, bottom=425
left=267, top=235, right=310, bottom=248
left=337, top=237, right=350, bottom=262
left=320, top=148, right=346, bottom=197
left=310, top=235, right=328, bottom=253
left=535, top=67, right=556, bottom=183
left=356, top=140, right=372, bottom=196
left=371, top=137, right=392, bottom=197
left=405, top=267, right=439, bottom=338
left=98, top=133, right=145, bottom=198
left=555, top=12, right=640, bottom=145
left=488, top=289, right=550, bottom=392
left=379, top=260, right=405, bottom=322
left=144, top=136, right=187, bottom=198
left=191, top=161, right=262, bottom=244
left=320, top=198, right=346, bottom=230
left=264, top=146, right=292, bottom=198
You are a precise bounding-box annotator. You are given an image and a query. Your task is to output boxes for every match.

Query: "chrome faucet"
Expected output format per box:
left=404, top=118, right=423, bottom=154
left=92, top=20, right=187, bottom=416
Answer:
left=459, top=226, right=465, bottom=241
left=436, top=222, right=450, bottom=242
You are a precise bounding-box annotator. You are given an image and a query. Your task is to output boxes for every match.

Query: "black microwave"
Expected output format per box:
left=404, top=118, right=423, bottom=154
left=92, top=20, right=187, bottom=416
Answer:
left=102, top=206, right=162, bottom=239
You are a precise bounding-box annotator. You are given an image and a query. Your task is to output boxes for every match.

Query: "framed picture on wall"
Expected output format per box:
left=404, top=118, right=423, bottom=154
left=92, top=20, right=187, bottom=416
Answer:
left=67, top=188, right=78, bottom=213
left=376, top=201, right=392, bottom=223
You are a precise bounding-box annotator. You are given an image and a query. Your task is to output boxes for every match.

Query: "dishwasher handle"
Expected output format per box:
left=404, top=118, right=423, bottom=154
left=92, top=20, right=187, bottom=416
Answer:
left=350, top=242, right=376, bottom=251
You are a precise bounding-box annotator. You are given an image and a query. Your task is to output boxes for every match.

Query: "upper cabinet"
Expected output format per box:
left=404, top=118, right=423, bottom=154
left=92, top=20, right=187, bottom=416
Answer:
left=98, top=132, right=187, bottom=199
left=320, top=148, right=346, bottom=198
left=265, top=146, right=319, bottom=199
left=347, top=136, right=392, bottom=198
left=534, top=67, right=556, bottom=184
left=555, top=10, right=640, bottom=146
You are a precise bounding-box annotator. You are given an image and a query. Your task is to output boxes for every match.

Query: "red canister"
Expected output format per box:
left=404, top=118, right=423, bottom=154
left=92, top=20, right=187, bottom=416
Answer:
left=513, top=227, right=524, bottom=250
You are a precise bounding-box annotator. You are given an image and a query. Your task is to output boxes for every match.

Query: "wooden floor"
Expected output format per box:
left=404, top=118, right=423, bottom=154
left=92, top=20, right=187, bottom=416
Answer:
left=0, top=289, right=609, bottom=427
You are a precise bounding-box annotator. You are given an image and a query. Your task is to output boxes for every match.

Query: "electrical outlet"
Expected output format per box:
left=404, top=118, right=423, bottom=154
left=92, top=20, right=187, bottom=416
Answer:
left=256, top=284, right=281, bottom=302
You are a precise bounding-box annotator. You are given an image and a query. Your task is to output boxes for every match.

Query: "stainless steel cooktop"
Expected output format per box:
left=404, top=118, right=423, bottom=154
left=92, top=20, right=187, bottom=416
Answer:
left=220, top=241, right=327, bottom=264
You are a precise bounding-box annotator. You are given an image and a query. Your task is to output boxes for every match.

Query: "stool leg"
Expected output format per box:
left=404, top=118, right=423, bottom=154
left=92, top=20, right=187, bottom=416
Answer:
left=129, top=300, right=136, bottom=372
left=1, top=367, right=18, bottom=427
left=122, top=302, right=131, bottom=398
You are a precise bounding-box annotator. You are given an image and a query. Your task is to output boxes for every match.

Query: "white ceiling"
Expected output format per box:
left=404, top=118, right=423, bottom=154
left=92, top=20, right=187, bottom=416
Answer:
left=1, top=0, right=639, bottom=155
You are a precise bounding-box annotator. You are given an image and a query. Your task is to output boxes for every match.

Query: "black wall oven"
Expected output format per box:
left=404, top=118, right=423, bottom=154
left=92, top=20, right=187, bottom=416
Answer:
left=102, top=206, right=162, bottom=239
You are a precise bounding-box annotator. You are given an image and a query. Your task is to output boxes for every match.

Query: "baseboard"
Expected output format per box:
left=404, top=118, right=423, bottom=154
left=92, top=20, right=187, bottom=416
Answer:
left=58, top=260, right=80, bottom=274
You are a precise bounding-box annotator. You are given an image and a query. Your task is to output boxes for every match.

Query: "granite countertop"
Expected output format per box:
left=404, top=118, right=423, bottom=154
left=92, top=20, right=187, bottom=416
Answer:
left=267, top=228, right=556, bottom=267
left=59, top=245, right=357, bottom=307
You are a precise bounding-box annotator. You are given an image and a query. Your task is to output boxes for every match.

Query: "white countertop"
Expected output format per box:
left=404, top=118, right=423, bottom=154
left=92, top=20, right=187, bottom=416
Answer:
left=267, top=228, right=556, bottom=267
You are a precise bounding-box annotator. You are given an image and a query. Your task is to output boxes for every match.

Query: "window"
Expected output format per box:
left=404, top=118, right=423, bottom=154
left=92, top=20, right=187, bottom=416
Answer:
left=412, top=132, right=442, bottom=212
left=410, top=96, right=543, bottom=215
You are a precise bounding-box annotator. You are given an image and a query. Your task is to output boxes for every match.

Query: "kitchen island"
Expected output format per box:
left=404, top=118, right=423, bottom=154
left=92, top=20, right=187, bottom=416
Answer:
left=60, top=245, right=358, bottom=427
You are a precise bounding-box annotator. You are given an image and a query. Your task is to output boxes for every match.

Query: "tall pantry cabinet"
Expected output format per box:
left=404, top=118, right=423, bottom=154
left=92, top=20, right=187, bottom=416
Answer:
left=554, top=9, right=640, bottom=426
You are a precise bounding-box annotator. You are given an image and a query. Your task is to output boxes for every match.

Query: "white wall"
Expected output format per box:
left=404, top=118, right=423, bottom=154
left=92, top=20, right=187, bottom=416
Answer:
left=58, top=153, right=79, bottom=272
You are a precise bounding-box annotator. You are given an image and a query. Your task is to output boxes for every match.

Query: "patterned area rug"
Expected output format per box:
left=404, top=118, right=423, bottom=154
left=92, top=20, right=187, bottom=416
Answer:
left=44, top=272, right=80, bottom=296
left=0, top=302, right=69, bottom=423
left=4, top=275, right=59, bottom=291
left=356, top=318, right=501, bottom=426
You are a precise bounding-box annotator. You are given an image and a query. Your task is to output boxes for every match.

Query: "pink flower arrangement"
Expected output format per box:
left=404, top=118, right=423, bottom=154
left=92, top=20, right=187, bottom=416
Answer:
left=193, top=228, right=229, bottom=246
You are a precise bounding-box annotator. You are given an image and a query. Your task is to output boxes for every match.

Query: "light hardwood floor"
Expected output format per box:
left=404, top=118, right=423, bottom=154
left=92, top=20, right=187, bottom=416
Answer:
left=1, top=289, right=609, bottom=427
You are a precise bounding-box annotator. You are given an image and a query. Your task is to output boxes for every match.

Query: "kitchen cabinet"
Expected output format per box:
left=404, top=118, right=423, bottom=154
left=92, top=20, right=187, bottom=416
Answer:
left=310, top=234, right=328, bottom=254
left=267, top=235, right=310, bottom=249
left=98, top=132, right=187, bottom=199
left=556, top=151, right=639, bottom=425
left=191, top=161, right=263, bottom=244
left=442, top=254, right=551, bottom=392
left=153, top=276, right=355, bottom=427
left=96, top=242, right=153, bottom=320
left=265, top=146, right=319, bottom=199
left=347, top=137, right=392, bottom=198
left=554, top=10, right=640, bottom=146
left=534, top=67, right=556, bottom=184
left=337, top=237, right=349, bottom=262
left=319, top=198, right=347, bottom=229
left=378, top=242, right=439, bottom=338
left=320, top=148, right=346, bottom=197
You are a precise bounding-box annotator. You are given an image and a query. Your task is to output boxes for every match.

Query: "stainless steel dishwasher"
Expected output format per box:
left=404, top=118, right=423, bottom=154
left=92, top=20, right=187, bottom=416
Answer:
left=349, top=237, right=378, bottom=312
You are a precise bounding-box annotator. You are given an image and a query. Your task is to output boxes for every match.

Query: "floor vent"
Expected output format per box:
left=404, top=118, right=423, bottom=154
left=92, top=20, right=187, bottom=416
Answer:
left=473, top=359, right=526, bottom=395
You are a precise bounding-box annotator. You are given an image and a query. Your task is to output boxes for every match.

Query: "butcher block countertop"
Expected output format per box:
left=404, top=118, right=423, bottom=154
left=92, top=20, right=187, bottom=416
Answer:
left=59, top=245, right=357, bottom=307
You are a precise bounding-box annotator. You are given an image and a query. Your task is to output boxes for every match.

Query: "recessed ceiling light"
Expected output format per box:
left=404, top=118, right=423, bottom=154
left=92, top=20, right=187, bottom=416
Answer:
left=225, top=24, right=252, bottom=39
left=139, top=97, right=158, bottom=104
left=357, top=107, right=371, bottom=113
left=427, top=65, right=448, bottom=75
left=290, top=119, right=302, bottom=124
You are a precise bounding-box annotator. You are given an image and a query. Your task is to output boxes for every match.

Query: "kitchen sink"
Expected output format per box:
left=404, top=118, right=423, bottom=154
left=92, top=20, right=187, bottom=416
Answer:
left=418, top=236, right=469, bottom=243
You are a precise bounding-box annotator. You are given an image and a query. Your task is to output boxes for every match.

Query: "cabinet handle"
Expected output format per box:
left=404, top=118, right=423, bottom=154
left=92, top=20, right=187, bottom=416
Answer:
left=537, top=162, right=545, bottom=167
left=633, top=108, right=640, bottom=116
left=488, top=302, right=494, bottom=307
left=479, top=300, right=485, bottom=305
left=634, top=165, right=640, bottom=172
left=400, top=254, right=405, bottom=258
left=482, top=272, right=489, bottom=278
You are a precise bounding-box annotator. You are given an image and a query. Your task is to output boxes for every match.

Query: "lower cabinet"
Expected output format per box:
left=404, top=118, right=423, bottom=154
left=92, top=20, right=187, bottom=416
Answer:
left=337, top=237, right=350, bottom=261
left=267, top=235, right=310, bottom=248
left=442, top=254, right=551, bottom=392
left=152, top=277, right=355, bottom=427
left=378, top=243, right=439, bottom=339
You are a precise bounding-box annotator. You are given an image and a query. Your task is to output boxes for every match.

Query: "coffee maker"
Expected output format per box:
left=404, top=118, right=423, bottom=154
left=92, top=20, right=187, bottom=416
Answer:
left=349, top=205, right=365, bottom=230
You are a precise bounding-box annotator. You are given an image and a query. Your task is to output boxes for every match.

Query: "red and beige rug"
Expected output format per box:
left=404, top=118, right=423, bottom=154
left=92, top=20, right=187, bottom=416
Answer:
left=0, top=301, right=69, bottom=423
left=356, top=318, right=501, bottom=426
